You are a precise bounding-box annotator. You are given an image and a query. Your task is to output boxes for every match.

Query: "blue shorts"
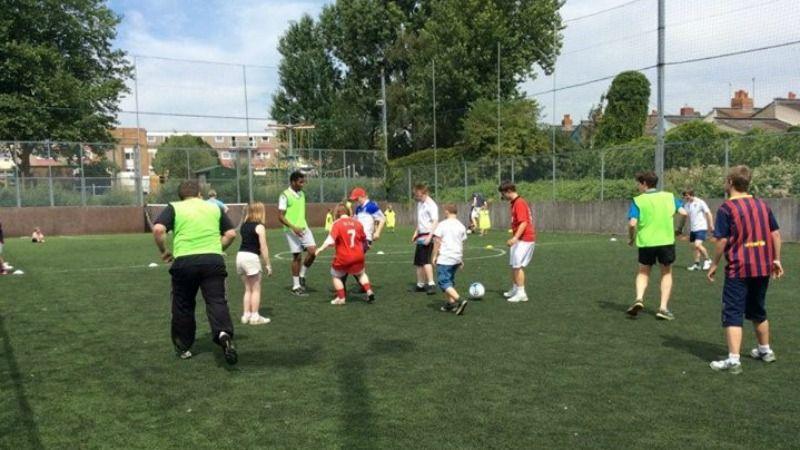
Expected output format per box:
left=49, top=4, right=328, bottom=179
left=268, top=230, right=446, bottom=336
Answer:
left=436, top=264, right=459, bottom=291
left=722, top=276, right=769, bottom=327
left=689, top=230, right=707, bottom=243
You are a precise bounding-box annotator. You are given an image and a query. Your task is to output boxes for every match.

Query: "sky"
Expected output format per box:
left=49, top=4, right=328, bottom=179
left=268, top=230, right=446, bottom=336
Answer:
left=110, top=0, right=800, bottom=132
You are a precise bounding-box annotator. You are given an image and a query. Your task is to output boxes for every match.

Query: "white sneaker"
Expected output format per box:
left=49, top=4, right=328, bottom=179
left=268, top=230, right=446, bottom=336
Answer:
left=2, top=263, right=13, bottom=270
left=687, top=263, right=701, bottom=271
left=507, top=292, right=528, bottom=303
left=241, top=313, right=251, bottom=324
left=710, top=359, right=742, bottom=374
left=249, top=315, right=271, bottom=325
left=702, top=260, right=712, bottom=271
left=331, top=298, right=346, bottom=305
left=503, top=288, right=517, bottom=299
left=750, top=348, right=776, bottom=363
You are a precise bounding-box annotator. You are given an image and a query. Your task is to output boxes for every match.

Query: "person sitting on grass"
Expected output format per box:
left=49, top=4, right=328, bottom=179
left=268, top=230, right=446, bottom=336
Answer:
left=432, top=204, right=469, bottom=315
left=31, top=227, right=45, bottom=243
left=316, top=204, right=375, bottom=306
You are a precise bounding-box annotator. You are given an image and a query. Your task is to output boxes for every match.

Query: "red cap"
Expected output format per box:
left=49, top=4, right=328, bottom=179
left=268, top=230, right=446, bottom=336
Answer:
left=349, top=187, right=366, bottom=201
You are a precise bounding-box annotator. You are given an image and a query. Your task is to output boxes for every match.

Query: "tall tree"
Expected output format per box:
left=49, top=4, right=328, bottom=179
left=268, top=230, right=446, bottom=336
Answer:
left=0, top=0, right=132, bottom=175
left=152, top=135, right=218, bottom=180
left=595, top=71, right=651, bottom=147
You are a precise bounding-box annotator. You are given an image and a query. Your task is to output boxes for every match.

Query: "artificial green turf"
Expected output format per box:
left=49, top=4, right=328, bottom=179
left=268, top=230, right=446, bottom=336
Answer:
left=1, top=227, right=798, bottom=449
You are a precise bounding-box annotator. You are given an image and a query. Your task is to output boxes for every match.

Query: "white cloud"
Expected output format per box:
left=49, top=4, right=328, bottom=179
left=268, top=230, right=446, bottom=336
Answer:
left=116, top=1, right=326, bottom=132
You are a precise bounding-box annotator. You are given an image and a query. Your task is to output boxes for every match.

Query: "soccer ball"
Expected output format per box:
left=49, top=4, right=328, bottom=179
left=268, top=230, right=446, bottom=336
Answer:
left=469, top=282, right=485, bottom=299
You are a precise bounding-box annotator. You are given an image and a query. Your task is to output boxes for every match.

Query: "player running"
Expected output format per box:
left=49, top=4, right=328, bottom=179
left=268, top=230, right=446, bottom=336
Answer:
left=278, top=171, right=317, bottom=296
left=316, top=204, right=375, bottom=306
left=680, top=189, right=714, bottom=271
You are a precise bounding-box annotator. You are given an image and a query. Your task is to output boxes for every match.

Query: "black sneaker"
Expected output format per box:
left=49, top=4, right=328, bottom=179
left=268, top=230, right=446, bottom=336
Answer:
left=454, top=300, right=468, bottom=316
left=366, top=293, right=375, bottom=304
left=299, top=277, right=307, bottom=288
left=219, top=332, right=238, bottom=365
left=415, top=285, right=426, bottom=293
left=426, top=285, right=437, bottom=295
left=291, top=286, right=308, bottom=297
left=440, top=302, right=456, bottom=312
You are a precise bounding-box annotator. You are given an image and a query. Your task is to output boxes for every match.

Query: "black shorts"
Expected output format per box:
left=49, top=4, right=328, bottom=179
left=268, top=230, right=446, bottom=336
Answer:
left=414, top=241, right=433, bottom=267
left=722, top=276, right=769, bottom=327
left=638, top=244, right=676, bottom=266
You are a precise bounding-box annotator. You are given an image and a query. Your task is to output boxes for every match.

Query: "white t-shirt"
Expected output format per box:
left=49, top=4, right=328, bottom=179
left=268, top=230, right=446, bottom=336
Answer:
left=416, top=196, right=439, bottom=234
left=685, top=198, right=711, bottom=232
left=433, top=218, right=467, bottom=266
left=355, top=199, right=385, bottom=241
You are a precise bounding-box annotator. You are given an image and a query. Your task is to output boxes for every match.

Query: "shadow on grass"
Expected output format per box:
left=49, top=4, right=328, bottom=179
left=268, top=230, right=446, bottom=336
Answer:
left=0, top=315, right=44, bottom=449
left=661, top=335, right=726, bottom=361
left=597, top=300, right=631, bottom=314
left=335, top=339, right=415, bottom=448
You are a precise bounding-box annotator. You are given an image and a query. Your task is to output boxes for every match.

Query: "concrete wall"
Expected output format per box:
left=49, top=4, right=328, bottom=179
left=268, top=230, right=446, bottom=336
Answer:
left=2, top=199, right=797, bottom=241
left=0, top=206, right=145, bottom=237
left=390, top=198, right=800, bottom=242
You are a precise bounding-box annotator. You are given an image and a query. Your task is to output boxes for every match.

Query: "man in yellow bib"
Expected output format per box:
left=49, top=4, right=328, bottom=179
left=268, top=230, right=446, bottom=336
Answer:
left=152, top=180, right=238, bottom=364
left=626, top=171, right=687, bottom=320
left=278, top=171, right=317, bottom=296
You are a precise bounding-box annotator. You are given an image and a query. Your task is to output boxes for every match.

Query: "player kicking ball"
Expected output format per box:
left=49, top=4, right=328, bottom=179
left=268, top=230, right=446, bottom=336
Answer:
left=316, top=204, right=375, bottom=306
left=432, top=204, right=468, bottom=315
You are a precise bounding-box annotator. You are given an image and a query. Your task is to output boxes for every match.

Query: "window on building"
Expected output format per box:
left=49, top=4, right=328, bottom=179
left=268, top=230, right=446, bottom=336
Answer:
left=215, top=136, right=224, bottom=143
left=146, top=135, right=156, bottom=143
left=231, top=136, right=238, bottom=147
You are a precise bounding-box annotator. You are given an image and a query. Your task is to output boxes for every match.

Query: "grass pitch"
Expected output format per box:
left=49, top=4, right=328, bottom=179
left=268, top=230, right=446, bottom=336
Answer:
left=1, top=227, right=799, bottom=448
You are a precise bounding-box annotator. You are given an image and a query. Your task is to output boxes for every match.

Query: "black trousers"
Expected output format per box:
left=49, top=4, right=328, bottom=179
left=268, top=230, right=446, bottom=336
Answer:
left=169, top=255, right=234, bottom=351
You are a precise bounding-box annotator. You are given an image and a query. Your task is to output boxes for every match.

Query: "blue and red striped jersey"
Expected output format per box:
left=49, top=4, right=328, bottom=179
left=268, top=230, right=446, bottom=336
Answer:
left=714, top=195, right=779, bottom=278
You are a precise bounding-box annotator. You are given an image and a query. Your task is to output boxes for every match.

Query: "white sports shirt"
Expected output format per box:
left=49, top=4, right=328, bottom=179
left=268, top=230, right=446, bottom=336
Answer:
left=433, top=218, right=467, bottom=266
left=416, top=196, right=439, bottom=235
left=685, top=198, right=711, bottom=232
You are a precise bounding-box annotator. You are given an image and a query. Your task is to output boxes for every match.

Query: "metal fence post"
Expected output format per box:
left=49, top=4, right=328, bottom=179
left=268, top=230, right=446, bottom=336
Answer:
left=235, top=149, right=241, bottom=203
left=463, top=159, right=468, bottom=203
left=551, top=153, right=556, bottom=202
left=247, top=147, right=253, bottom=202
left=511, top=158, right=515, bottom=184
left=15, top=164, right=22, bottom=207
left=600, top=151, right=605, bottom=202
left=186, top=149, right=191, bottom=180
left=343, top=151, right=348, bottom=200
left=724, top=139, right=730, bottom=174
left=319, top=148, right=324, bottom=202
left=46, top=140, right=54, bottom=206
left=497, top=160, right=501, bottom=185
left=79, top=143, right=86, bottom=206
left=407, top=167, right=411, bottom=200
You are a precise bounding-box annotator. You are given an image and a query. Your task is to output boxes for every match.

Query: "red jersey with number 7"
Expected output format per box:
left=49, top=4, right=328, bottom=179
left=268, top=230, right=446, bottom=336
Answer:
left=328, top=217, right=367, bottom=270
left=510, top=196, right=536, bottom=242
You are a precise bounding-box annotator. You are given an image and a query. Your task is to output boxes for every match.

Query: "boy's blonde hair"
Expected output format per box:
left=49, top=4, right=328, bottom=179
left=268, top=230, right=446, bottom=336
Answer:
left=244, top=202, right=267, bottom=225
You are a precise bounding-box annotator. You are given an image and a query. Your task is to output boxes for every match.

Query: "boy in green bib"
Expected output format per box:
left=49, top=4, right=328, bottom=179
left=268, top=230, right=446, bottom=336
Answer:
left=278, top=171, right=317, bottom=296
left=626, top=171, right=687, bottom=320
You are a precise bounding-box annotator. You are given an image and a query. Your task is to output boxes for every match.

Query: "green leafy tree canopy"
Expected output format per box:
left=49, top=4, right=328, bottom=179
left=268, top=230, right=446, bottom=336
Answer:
left=152, top=135, right=219, bottom=180
left=596, top=71, right=651, bottom=147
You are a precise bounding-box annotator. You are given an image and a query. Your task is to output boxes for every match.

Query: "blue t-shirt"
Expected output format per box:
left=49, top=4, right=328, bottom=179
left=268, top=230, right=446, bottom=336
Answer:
left=207, top=198, right=226, bottom=209
left=627, top=190, right=683, bottom=220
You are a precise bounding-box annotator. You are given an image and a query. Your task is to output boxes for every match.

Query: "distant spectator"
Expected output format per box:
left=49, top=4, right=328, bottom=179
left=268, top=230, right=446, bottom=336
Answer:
left=207, top=189, right=229, bottom=213
left=385, top=205, right=396, bottom=233
left=31, top=227, right=45, bottom=243
left=469, top=192, right=486, bottom=233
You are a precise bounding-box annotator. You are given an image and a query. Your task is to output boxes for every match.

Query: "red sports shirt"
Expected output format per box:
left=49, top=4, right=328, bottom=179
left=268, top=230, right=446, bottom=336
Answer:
left=327, top=217, right=367, bottom=270
left=510, top=196, right=536, bottom=242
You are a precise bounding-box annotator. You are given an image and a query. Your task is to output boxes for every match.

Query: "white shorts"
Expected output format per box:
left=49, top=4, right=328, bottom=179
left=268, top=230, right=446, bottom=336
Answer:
left=470, top=209, right=480, bottom=220
left=509, top=241, right=535, bottom=268
left=285, top=229, right=316, bottom=254
left=236, top=251, right=262, bottom=276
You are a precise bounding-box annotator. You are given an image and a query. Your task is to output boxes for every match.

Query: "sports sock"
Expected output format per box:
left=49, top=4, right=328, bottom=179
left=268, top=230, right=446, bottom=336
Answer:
left=516, top=286, right=526, bottom=296
left=427, top=281, right=436, bottom=286
left=758, top=344, right=772, bottom=354
left=292, top=276, right=301, bottom=288
left=362, top=283, right=372, bottom=292
left=728, top=353, right=740, bottom=363
left=300, top=265, right=308, bottom=277
left=336, top=289, right=346, bottom=299
left=417, top=282, right=424, bottom=288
